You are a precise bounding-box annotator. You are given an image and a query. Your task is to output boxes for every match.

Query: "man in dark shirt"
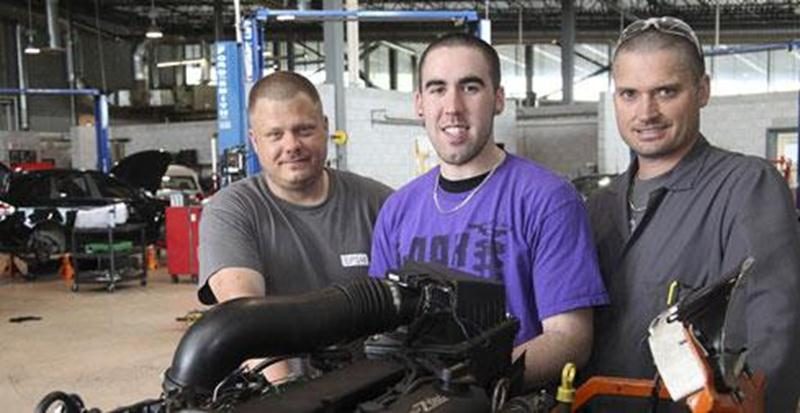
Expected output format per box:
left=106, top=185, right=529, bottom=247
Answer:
left=586, top=16, right=800, bottom=411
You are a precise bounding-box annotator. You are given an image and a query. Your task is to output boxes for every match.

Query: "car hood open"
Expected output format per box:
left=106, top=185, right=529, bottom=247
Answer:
left=110, top=150, right=172, bottom=193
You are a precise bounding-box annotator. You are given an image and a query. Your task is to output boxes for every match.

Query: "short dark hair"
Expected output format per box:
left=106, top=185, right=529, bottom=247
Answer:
left=247, top=71, right=322, bottom=116
left=417, top=33, right=501, bottom=90
left=613, top=18, right=705, bottom=81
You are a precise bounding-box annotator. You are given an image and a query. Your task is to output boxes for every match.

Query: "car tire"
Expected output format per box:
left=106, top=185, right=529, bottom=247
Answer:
left=28, top=224, right=66, bottom=264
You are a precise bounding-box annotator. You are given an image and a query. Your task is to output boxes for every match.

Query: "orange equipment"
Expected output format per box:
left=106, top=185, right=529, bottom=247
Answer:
left=571, top=259, right=764, bottom=413
left=59, top=253, right=74, bottom=280
left=146, top=245, right=159, bottom=271
left=571, top=329, right=765, bottom=412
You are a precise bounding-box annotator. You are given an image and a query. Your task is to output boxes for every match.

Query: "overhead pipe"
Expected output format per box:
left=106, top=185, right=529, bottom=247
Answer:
left=14, top=24, right=29, bottom=130
left=200, top=41, right=211, bottom=84
left=560, top=0, right=575, bottom=104
left=213, top=0, right=223, bottom=41
left=234, top=0, right=241, bottom=43
left=133, top=40, right=151, bottom=86
left=45, top=0, right=62, bottom=50
left=346, top=0, right=360, bottom=87
left=0, top=97, right=19, bottom=131
left=65, top=20, right=77, bottom=124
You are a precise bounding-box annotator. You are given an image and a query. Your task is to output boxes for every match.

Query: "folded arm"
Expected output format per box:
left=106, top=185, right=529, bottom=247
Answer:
left=512, top=308, right=593, bottom=388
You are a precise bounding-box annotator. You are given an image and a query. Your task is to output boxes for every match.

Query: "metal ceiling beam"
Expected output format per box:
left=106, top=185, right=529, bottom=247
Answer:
left=0, top=0, right=797, bottom=44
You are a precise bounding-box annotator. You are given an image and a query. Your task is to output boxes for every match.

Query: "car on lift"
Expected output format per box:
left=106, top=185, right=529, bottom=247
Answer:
left=0, top=151, right=171, bottom=266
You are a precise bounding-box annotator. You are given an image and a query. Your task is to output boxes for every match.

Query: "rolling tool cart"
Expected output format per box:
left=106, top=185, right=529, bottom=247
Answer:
left=69, top=223, right=148, bottom=292
left=166, top=206, right=201, bottom=283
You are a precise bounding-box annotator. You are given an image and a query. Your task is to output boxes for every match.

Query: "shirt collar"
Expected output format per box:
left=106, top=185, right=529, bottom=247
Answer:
left=614, top=135, right=711, bottom=196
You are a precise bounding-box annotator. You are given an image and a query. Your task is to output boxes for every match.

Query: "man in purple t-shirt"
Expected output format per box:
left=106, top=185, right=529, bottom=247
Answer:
left=369, top=33, right=609, bottom=388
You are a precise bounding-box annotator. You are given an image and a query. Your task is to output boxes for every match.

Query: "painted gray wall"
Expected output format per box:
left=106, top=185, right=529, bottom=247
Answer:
left=598, top=90, right=799, bottom=174
left=516, top=103, right=598, bottom=178
left=0, top=130, right=70, bottom=166
left=700, top=91, right=798, bottom=155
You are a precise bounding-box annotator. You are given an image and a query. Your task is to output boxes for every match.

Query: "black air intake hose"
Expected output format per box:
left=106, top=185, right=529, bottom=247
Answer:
left=163, top=278, right=417, bottom=397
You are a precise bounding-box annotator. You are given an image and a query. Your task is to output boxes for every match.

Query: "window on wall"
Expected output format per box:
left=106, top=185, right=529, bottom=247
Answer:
left=533, top=44, right=563, bottom=101
left=768, top=49, right=800, bottom=92
left=708, top=47, right=799, bottom=96
left=495, top=42, right=798, bottom=102
left=573, top=44, right=610, bottom=101
left=711, top=50, right=769, bottom=96
left=394, top=45, right=416, bottom=92
left=261, top=41, right=326, bottom=84
left=497, top=43, right=609, bottom=102
left=367, top=44, right=391, bottom=90
left=293, top=41, right=326, bottom=84
left=497, top=44, right=527, bottom=99
left=184, top=43, right=208, bottom=86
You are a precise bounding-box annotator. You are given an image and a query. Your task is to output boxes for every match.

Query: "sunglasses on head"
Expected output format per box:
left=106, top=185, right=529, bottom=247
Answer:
left=616, top=16, right=703, bottom=59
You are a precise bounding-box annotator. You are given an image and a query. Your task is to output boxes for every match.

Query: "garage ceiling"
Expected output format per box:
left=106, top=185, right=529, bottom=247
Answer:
left=1, top=0, right=798, bottom=44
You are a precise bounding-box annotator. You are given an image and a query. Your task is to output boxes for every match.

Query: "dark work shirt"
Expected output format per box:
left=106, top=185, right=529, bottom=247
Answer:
left=585, top=136, right=800, bottom=412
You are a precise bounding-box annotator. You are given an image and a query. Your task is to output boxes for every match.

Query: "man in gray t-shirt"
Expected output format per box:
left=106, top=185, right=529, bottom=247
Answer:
left=198, top=71, right=391, bottom=381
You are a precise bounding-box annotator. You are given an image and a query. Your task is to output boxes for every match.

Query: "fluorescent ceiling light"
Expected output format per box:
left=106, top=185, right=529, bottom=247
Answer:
left=146, top=25, right=164, bottom=39
left=156, top=58, right=206, bottom=68
left=24, top=43, right=41, bottom=55
left=145, top=0, right=163, bottom=39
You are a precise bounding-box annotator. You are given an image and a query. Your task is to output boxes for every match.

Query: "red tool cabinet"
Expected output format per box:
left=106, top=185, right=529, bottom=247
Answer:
left=166, top=206, right=201, bottom=283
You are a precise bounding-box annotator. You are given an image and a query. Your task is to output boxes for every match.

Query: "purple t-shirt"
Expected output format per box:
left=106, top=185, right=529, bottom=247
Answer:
left=369, top=153, right=609, bottom=345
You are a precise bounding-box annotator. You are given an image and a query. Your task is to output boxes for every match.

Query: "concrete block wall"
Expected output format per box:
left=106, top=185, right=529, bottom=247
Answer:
left=0, top=131, right=70, bottom=167
left=516, top=103, right=599, bottom=178
left=333, top=86, right=421, bottom=189
left=69, top=121, right=215, bottom=171
left=700, top=91, right=798, bottom=156
left=598, top=90, right=799, bottom=174
left=70, top=126, right=97, bottom=170
left=110, top=121, right=215, bottom=165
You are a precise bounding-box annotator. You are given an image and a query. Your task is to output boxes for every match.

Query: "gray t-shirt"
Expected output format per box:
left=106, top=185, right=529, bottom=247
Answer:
left=198, top=169, right=392, bottom=304
left=627, top=172, right=671, bottom=232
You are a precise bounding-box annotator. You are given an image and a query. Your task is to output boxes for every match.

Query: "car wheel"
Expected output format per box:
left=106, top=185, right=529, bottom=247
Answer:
left=28, top=225, right=66, bottom=264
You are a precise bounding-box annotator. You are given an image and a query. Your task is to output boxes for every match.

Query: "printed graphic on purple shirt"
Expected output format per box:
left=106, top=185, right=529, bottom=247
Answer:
left=404, top=221, right=509, bottom=279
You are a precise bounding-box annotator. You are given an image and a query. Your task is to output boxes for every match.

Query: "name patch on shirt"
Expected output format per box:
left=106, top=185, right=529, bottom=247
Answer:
left=340, top=253, right=369, bottom=267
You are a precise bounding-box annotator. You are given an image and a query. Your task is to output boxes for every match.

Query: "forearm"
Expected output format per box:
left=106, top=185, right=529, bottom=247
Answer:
left=209, top=268, right=296, bottom=383
left=512, top=309, right=593, bottom=388
left=242, top=358, right=293, bottom=384
left=208, top=267, right=266, bottom=302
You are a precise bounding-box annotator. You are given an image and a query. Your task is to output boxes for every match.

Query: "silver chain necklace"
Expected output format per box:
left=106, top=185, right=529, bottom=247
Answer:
left=432, top=152, right=506, bottom=214
left=628, top=199, right=648, bottom=213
